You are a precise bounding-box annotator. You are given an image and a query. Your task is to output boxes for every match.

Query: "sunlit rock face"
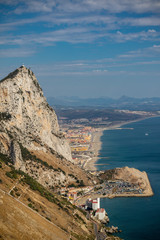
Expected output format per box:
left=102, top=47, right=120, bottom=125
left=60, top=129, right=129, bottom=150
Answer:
left=0, top=66, right=72, bottom=169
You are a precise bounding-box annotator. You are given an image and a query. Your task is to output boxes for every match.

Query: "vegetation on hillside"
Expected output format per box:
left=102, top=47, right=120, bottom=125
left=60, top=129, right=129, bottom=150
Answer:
left=0, top=112, right=12, bottom=121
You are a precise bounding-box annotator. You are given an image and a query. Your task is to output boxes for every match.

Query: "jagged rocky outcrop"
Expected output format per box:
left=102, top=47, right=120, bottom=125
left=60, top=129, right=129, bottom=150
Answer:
left=10, top=140, right=25, bottom=171
left=0, top=66, right=72, bottom=170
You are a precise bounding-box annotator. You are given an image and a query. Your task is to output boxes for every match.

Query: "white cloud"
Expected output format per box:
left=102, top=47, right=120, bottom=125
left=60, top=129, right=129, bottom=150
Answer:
left=109, top=30, right=160, bottom=42
left=0, top=25, right=109, bottom=46
left=14, top=0, right=57, bottom=14
left=0, top=0, right=160, bottom=55
left=30, top=52, right=160, bottom=78
left=118, top=45, right=160, bottom=59
left=0, top=48, right=35, bottom=57
left=120, top=17, right=160, bottom=26
left=0, top=25, right=159, bottom=48
left=148, top=29, right=156, bottom=33
left=153, top=44, right=160, bottom=48
left=0, top=14, right=118, bottom=33
left=1, top=0, right=160, bottom=14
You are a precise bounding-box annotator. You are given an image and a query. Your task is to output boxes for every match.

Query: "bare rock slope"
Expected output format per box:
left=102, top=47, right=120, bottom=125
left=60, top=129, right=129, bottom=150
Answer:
left=0, top=67, right=96, bottom=240
left=0, top=66, right=96, bottom=189
left=0, top=66, right=72, bottom=163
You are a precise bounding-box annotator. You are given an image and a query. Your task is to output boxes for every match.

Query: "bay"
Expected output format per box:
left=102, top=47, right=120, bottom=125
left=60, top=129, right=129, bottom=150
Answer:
left=97, top=117, right=160, bottom=240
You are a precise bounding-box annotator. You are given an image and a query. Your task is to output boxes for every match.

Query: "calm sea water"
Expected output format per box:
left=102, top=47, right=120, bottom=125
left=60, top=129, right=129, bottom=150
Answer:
left=97, top=117, right=160, bottom=240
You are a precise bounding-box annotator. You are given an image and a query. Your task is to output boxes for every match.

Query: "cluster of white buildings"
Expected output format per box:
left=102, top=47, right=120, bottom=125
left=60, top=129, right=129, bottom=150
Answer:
left=85, top=198, right=106, bottom=220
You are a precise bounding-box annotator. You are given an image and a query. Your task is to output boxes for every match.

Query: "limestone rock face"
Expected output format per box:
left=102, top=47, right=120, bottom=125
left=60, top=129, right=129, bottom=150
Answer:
left=0, top=66, right=72, bottom=163
left=10, top=140, right=25, bottom=171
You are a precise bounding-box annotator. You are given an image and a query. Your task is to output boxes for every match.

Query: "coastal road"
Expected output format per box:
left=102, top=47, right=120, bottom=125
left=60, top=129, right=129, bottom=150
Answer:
left=93, top=222, right=98, bottom=240
left=93, top=221, right=106, bottom=240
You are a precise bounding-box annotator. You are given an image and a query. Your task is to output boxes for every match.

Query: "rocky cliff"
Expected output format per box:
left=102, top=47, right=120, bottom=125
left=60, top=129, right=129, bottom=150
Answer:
left=0, top=66, right=97, bottom=239
left=0, top=66, right=72, bottom=165
left=0, top=66, right=96, bottom=189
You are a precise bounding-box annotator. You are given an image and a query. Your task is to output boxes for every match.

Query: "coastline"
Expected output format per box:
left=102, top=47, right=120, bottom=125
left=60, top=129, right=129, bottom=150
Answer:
left=76, top=167, right=154, bottom=205
left=84, top=129, right=104, bottom=171
left=84, top=116, right=158, bottom=171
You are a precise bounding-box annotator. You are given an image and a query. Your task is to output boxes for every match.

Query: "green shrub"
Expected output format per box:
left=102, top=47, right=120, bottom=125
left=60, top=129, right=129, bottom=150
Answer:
left=75, top=214, right=85, bottom=224
left=4, top=166, right=60, bottom=208
left=19, top=144, right=58, bottom=171
left=68, top=183, right=76, bottom=188
left=6, top=170, right=18, bottom=179
left=10, top=190, right=14, bottom=196
left=69, top=173, right=77, bottom=179
left=78, top=180, right=85, bottom=187
left=0, top=112, right=11, bottom=121
left=28, top=203, right=33, bottom=208
left=0, top=153, right=11, bottom=164
left=16, top=192, right=20, bottom=197
left=78, top=208, right=87, bottom=216
left=22, top=174, right=57, bottom=204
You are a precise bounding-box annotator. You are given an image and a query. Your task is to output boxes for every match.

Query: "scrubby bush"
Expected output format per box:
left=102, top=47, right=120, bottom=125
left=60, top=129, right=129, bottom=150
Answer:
left=6, top=170, right=18, bottom=179
left=78, top=180, right=85, bottom=187
left=19, top=144, right=60, bottom=172
left=0, top=153, right=11, bottom=164
left=0, top=112, right=11, bottom=121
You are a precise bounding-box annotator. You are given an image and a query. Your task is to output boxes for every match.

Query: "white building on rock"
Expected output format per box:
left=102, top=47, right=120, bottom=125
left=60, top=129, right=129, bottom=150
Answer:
left=95, top=208, right=106, bottom=220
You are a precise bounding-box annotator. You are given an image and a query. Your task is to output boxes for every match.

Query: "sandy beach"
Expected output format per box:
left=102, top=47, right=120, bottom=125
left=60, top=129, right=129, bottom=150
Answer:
left=84, top=129, right=104, bottom=171
left=84, top=117, right=156, bottom=171
left=83, top=121, right=134, bottom=171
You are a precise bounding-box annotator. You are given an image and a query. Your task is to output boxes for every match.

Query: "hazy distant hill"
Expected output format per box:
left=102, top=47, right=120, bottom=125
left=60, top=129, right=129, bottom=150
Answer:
left=48, top=96, right=160, bottom=111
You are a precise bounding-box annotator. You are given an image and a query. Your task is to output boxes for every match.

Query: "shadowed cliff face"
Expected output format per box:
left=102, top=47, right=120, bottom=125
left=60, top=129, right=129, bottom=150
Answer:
left=0, top=66, right=72, bottom=164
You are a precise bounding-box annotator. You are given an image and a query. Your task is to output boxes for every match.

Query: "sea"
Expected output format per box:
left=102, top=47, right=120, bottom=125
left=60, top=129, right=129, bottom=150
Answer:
left=96, top=117, right=160, bottom=240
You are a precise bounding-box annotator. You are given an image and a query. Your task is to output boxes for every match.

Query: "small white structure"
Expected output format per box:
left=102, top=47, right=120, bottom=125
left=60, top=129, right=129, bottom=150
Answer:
left=92, top=198, right=100, bottom=211
left=95, top=208, right=106, bottom=220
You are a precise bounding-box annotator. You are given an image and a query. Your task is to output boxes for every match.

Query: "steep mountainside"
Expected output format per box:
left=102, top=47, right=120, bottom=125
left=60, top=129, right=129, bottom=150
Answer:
left=0, top=66, right=97, bottom=240
left=0, top=66, right=96, bottom=188
left=0, top=66, right=71, bottom=163
left=0, top=157, right=95, bottom=240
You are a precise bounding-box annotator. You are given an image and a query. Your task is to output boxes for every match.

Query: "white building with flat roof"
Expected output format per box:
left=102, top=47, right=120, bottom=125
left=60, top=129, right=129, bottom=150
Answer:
left=95, top=208, right=106, bottom=220
left=86, top=197, right=100, bottom=210
left=92, top=198, right=100, bottom=210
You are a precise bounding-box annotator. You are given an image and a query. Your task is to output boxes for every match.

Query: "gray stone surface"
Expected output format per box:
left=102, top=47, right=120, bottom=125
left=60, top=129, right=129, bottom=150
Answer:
left=0, top=66, right=72, bottom=163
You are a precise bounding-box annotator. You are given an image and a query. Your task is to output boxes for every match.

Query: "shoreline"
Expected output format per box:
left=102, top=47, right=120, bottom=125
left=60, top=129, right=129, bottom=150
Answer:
left=76, top=191, right=154, bottom=205
left=84, top=129, right=104, bottom=171
left=76, top=168, right=154, bottom=205
left=84, top=116, right=158, bottom=171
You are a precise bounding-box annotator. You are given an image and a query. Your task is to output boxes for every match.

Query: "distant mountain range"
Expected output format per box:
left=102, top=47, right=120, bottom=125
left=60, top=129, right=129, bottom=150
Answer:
left=47, top=96, right=160, bottom=111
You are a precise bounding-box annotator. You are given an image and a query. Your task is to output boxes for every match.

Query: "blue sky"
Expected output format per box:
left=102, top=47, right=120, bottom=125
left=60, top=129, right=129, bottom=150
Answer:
left=0, top=0, right=160, bottom=98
